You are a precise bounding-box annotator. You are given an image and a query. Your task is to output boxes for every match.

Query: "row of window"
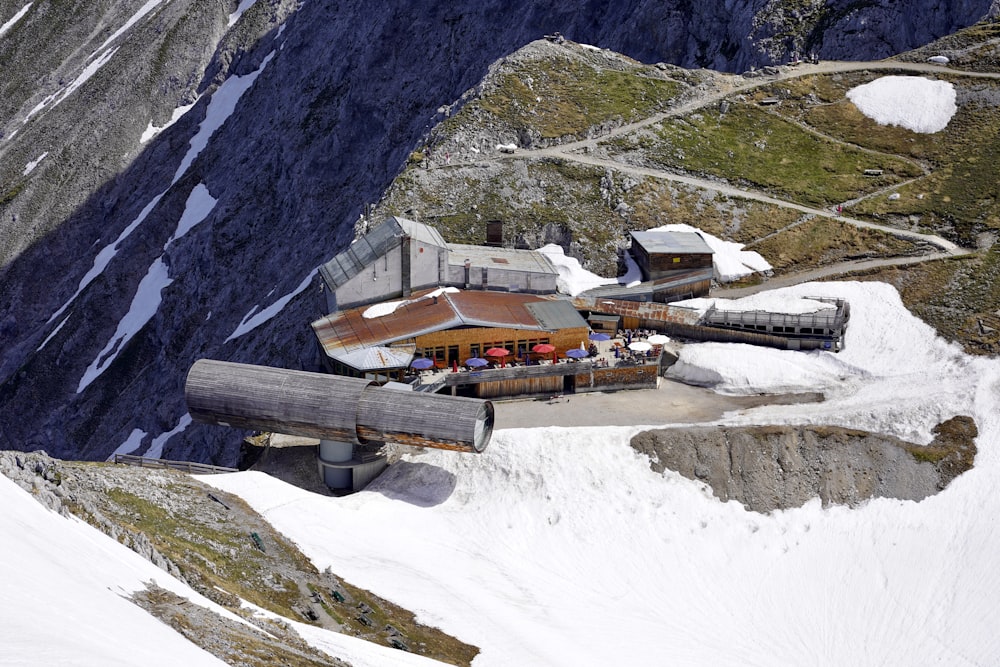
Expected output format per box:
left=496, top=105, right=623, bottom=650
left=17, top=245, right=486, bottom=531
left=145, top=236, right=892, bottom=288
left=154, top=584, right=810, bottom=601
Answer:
left=418, top=338, right=552, bottom=364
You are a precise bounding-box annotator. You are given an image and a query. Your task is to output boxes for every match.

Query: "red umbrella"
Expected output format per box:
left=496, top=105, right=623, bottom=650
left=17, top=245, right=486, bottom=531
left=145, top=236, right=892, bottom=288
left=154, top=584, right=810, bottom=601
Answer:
left=485, top=347, right=510, bottom=368
left=532, top=343, right=555, bottom=354
left=452, top=359, right=459, bottom=373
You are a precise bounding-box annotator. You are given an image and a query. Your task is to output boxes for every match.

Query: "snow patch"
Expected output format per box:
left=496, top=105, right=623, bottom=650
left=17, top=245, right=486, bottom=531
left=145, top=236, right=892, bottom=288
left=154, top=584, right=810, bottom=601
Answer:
left=362, top=287, right=459, bottom=318
left=96, top=0, right=165, bottom=53
left=77, top=185, right=215, bottom=393
left=0, top=475, right=231, bottom=666
left=77, top=257, right=173, bottom=393
left=0, top=3, right=31, bottom=39
left=651, top=223, right=772, bottom=282
left=537, top=244, right=617, bottom=296
left=141, top=101, right=198, bottom=144
left=847, top=76, right=956, bottom=134
left=22, top=151, right=47, bottom=175
left=27, top=47, right=119, bottom=120
left=47, top=193, right=164, bottom=325
left=227, top=0, right=257, bottom=27
left=225, top=269, right=317, bottom=342
left=144, top=413, right=192, bottom=459
left=111, top=428, right=148, bottom=458
left=174, top=51, right=274, bottom=183
left=36, top=315, right=68, bottom=352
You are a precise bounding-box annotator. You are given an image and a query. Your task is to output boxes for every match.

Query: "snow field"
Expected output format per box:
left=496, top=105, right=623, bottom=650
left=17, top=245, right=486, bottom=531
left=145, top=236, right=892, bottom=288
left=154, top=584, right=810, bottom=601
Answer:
left=205, top=279, right=1000, bottom=665
left=0, top=474, right=230, bottom=667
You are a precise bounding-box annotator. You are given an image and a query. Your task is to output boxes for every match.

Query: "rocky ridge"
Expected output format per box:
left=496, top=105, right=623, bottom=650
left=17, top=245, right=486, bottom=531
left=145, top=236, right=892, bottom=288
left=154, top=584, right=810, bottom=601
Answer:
left=630, top=416, right=978, bottom=513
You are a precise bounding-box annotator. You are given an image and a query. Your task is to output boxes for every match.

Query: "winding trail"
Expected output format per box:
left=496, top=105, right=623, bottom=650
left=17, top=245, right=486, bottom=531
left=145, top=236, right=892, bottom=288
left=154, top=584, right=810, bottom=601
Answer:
left=496, top=58, right=996, bottom=288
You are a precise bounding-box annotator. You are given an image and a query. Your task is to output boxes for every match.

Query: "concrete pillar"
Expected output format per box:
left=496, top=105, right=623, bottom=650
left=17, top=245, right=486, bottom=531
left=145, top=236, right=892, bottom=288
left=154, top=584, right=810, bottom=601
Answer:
left=319, top=439, right=354, bottom=489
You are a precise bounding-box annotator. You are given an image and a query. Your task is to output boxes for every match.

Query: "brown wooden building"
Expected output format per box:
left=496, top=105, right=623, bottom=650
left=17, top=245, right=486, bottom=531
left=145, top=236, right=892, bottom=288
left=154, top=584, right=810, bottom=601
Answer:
left=630, top=231, right=714, bottom=281
left=311, top=288, right=590, bottom=376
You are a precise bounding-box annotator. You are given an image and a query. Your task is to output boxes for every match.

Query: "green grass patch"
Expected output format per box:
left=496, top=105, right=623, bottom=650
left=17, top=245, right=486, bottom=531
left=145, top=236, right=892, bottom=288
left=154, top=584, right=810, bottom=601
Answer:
left=610, top=102, right=922, bottom=207
left=749, top=218, right=921, bottom=272
left=756, top=73, right=1000, bottom=245
left=453, top=53, right=683, bottom=141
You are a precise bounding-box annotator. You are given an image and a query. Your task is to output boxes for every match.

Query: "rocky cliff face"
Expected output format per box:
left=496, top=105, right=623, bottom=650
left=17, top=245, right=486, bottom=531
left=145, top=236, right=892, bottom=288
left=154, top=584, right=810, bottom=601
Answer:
left=0, top=0, right=994, bottom=463
left=630, top=416, right=978, bottom=513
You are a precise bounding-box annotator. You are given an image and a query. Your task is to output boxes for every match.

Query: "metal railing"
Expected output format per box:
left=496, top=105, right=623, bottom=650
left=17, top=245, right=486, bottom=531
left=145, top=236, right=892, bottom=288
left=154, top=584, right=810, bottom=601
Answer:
left=113, top=454, right=238, bottom=474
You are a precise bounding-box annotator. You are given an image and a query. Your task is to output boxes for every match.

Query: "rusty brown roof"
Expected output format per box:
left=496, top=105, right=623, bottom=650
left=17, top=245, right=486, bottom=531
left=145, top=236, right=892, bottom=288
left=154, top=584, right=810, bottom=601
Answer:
left=312, top=289, right=587, bottom=361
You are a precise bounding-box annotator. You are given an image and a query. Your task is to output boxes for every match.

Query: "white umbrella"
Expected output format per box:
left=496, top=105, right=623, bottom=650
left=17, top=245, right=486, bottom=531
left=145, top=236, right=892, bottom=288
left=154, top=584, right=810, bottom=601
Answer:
left=648, top=334, right=670, bottom=345
left=628, top=341, right=652, bottom=352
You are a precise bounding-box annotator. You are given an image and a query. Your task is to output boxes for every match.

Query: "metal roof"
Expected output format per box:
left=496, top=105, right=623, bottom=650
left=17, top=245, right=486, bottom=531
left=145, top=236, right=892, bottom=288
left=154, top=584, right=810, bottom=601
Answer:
left=312, top=289, right=588, bottom=364
left=524, top=300, right=588, bottom=330
left=319, top=217, right=447, bottom=290
left=630, top=231, right=714, bottom=255
left=447, top=244, right=558, bottom=275
left=336, top=344, right=416, bottom=371
left=395, top=216, right=447, bottom=248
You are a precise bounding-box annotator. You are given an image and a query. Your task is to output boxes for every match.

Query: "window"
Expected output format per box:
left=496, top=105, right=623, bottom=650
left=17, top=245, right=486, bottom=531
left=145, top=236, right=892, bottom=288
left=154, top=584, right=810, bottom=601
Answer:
left=470, top=343, right=481, bottom=358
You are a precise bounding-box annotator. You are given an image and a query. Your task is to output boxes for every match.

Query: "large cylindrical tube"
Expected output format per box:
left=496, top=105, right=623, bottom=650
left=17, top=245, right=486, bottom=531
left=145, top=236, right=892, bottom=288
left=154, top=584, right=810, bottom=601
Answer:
left=185, top=360, right=370, bottom=442
left=356, top=389, right=492, bottom=453
left=185, top=360, right=493, bottom=453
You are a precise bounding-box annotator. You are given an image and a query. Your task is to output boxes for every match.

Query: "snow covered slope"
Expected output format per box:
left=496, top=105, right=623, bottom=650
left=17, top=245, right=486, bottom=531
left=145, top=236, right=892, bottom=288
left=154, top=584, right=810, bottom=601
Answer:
left=205, top=281, right=1000, bottom=665
left=0, top=470, right=454, bottom=666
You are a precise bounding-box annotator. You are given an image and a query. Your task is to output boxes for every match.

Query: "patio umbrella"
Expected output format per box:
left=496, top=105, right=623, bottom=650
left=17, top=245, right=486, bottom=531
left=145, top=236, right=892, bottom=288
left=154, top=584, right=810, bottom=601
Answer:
left=485, top=347, right=510, bottom=368
left=628, top=341, right=652, bottom=352
left=452, top=359, right=459, bottom=373
left=648, top=334, right=670, bottom=345
left=411, top=357, right=434, bottom=369
left=589, top=332, right=611, bottom=341
left=532, top=343, right=556, bottom=354
left=565, top=348, right=588, bottom=359
left=465, top=357, right=488, bottom=367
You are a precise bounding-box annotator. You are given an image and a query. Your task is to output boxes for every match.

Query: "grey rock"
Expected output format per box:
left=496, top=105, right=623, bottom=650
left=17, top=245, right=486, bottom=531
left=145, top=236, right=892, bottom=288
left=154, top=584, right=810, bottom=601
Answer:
left=631, top=417, right=978, bottom=513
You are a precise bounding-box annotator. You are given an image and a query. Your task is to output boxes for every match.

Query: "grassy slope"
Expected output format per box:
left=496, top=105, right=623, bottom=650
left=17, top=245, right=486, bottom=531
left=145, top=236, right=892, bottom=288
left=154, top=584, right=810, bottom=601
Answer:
left=377, top=27, right=1000, bottom=355
left=61, top=461, right=478, bottom=667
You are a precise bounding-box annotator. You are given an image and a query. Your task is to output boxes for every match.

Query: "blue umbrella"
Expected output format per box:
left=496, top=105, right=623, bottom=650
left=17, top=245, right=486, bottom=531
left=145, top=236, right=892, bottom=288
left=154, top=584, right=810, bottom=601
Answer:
left=465, top=357, right=488, bottom=367
left=565, top=348, right=588, bottom=359
left=589, top=332, right=611, bottom=341
left=411, top=357, right=435, bottom=369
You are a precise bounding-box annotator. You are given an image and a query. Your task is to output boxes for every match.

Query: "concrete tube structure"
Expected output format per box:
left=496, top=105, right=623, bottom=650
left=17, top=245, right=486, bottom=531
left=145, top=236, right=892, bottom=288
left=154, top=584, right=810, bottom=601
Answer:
left=185, top=359, right=494, bottom=454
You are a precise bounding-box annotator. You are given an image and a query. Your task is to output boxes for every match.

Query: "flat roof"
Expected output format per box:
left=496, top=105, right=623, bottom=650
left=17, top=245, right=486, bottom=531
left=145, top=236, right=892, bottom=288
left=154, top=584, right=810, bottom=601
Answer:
left=447, top=244, right=558, bottom=275
left=630, top=231, right=713, bottom=255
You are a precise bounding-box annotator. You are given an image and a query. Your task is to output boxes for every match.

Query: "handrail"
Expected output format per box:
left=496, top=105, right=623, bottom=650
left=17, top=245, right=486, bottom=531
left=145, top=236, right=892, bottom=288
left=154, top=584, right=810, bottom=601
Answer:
left=113, top=454, right=238, bottom=474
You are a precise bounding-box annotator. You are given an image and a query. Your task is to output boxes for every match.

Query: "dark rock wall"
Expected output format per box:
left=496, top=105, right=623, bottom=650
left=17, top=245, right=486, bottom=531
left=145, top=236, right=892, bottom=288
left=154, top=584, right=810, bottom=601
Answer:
left=0, top=0, right=993, bottom=463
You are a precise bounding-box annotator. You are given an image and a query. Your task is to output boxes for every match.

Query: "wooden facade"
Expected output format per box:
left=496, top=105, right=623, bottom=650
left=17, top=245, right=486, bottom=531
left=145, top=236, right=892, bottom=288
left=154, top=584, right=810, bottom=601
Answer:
left=630, top=231, right=714, bottom=282
left=413, top=324, right=589, bottom=366
left=437, top=358, right=659, bottom=400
